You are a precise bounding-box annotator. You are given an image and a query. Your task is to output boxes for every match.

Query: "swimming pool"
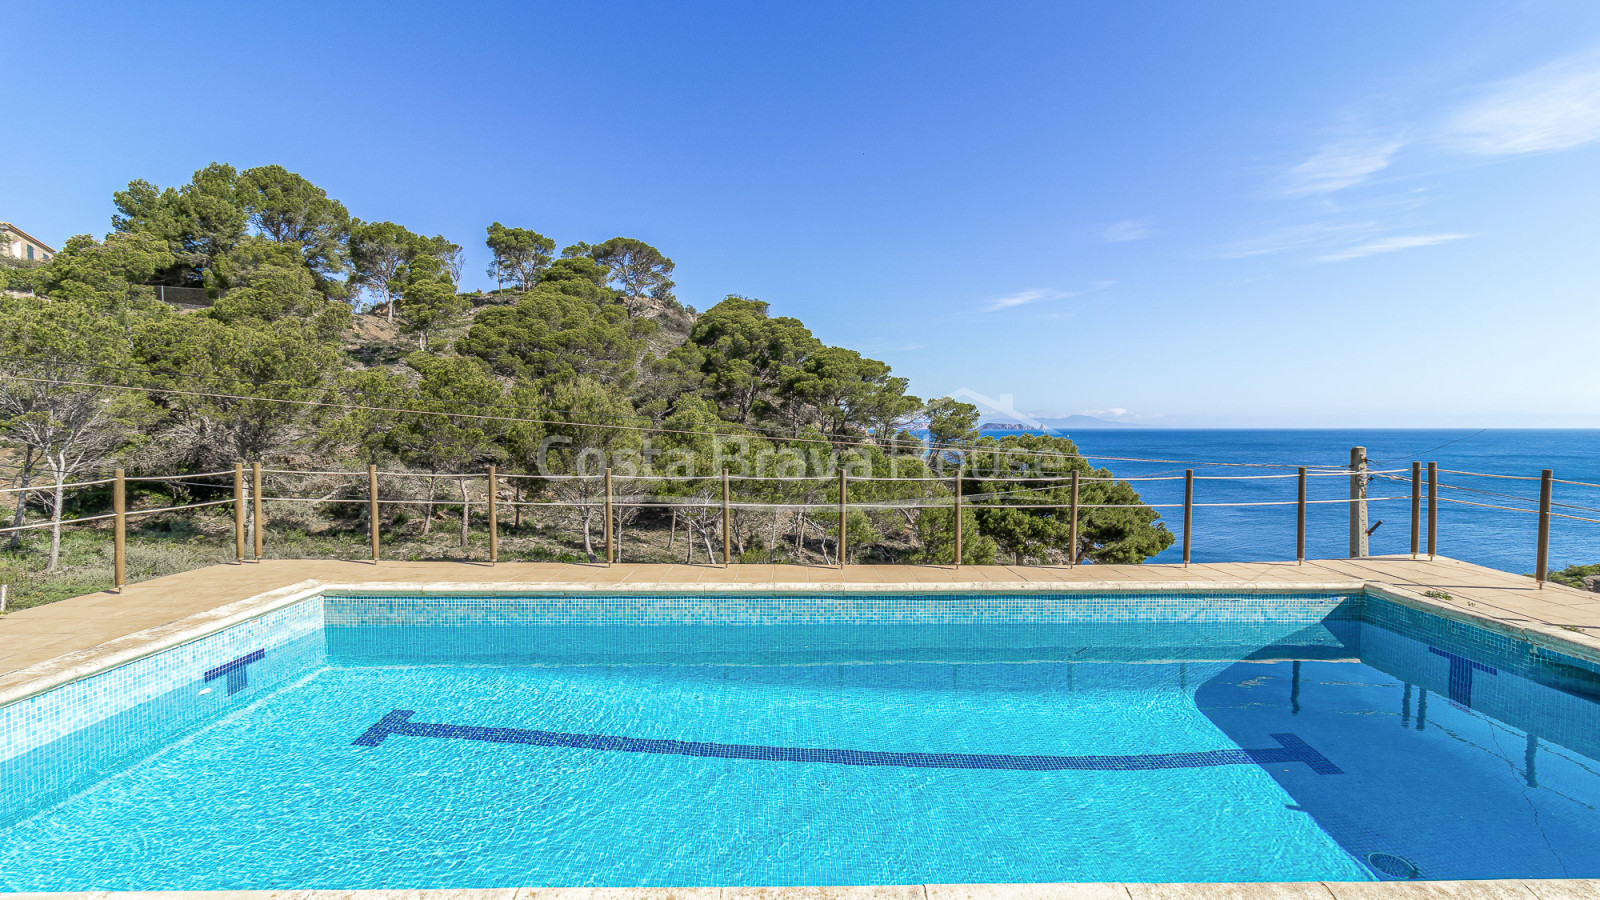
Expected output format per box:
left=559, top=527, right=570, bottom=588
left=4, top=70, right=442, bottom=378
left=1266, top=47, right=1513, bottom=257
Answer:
left=3, top=588, right=1600, bottom=890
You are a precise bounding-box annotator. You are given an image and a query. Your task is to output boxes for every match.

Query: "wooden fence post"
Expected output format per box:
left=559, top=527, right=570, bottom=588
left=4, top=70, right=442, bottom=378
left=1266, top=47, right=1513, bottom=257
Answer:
left=232, top=463, right=245, bottom=564
left=838, top=469, right=848, bottom=569
left=953, top=468, right=963, bottom=568
left=1537, top=469, right=1553, bottom=589
left=1296, top=466, right=1306, bottom=565
left=722, top=468, right=731, bottom=567
left=603, top=468, right=613, bottom=566
left=251, top=461, right=263, bottom=560
left=368, top=464, right=380, bottom=563
left=1427, top=462, right=1438, bottom=559
left=1348, top=446, right=1369, bottom=559
left=487, top=465, right=498, bottom=565
left=1069, top=470, right=1079, bottom=568
left=1410, top=461, right=1421, bottom=559
left=1182, top=469, right=1193, bottom=567
left=113, top=468, right=126, bottom=591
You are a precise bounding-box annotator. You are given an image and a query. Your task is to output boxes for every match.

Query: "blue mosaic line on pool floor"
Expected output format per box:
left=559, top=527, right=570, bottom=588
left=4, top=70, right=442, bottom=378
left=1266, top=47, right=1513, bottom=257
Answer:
left=352, top=708, right=1344, bottom=775
left=204, top=648, right=266, bottom=695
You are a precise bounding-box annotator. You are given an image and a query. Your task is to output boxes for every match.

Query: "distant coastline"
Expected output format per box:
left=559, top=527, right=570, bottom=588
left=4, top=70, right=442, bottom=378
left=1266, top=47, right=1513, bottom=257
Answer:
left=978, top=415, right=1144, bottom=432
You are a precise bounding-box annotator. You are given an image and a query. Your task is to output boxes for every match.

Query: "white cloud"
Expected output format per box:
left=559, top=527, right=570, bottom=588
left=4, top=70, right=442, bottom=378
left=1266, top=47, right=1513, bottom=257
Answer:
left=1279, top=138, right=1403, bottom=196
left=1448, top=49, right=1600, bottom=155
left=1100, top=219, right=1153, bottom=242
left=1317, top=233, right=1471, bottom=262
left=981, top=288, right=1067, bottom=312
left=1217, top=220, right=1381, bottom=259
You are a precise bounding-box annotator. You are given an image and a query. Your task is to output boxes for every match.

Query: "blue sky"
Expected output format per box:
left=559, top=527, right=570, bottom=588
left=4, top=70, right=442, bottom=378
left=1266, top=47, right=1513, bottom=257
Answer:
left=5, top=1, right=1600, bottom=427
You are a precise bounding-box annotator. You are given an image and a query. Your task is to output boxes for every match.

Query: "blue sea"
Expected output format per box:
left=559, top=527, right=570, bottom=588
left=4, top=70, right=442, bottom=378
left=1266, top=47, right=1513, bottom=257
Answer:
left=1006, top=429, right=1600, bottom=574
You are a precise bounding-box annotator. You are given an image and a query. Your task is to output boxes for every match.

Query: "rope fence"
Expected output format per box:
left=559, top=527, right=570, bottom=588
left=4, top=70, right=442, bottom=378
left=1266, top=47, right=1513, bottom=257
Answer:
left=0, top=451, right=1590, bottom=589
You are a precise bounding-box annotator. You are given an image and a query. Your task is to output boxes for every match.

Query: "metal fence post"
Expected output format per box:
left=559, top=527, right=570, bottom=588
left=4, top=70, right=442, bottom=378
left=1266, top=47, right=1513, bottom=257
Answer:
left=251, top=461, right=263, bottom=560
left=722, top=468, right=731, bottom=567
left=113, top=468, right=126, bottom=590
left=232, top=463, right=245, bottom=564
left=953, top=469, right=963, bottom=568
left=1069, top=470, right=1079, bottom=568
left=603, top=468, right=613, bottom=566
left=1537, top=469, right=1553, bottom=588
left=487, top=465, right=498, bottom=565
left=1296, top=467, right=1306, bottom=565
left=368, top=464, right=380, bottom=563
left=1183, top=469, right=1193, bottom=567
left=838, top=470, right=848, bottom=569
left=1427, top=462, right=1438, bottom=559
left=1411, top=461, right=1421, bottom=559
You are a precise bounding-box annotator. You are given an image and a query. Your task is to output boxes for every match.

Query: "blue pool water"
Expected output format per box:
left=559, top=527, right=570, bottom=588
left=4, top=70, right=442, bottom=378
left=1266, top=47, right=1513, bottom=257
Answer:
left=3, top=591, right=1600, bottom=889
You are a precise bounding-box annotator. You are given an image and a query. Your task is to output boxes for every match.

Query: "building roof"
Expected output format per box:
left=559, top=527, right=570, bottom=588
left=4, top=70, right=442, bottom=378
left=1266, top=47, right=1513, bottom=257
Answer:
left=0, top=222, right=57, bottom=255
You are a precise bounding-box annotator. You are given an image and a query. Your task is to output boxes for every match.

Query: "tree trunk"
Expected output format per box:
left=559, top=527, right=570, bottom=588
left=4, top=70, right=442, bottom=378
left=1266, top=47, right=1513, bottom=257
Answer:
left=9, top=446, right=36, bottom=551
left=46, top=467, right=66, bottom=573
left=581, top=505, right=595, bottom=562
left=423, top=474, right=436, bottom=536
left=458, top=479, right=470, bottom=548
left=668, top=510, right=677, bottom=550
left=701, top=520, right=716, bottom=565
left=246, top=479, right=256, bottom=554
left=514, top=481, right=522, bottom=529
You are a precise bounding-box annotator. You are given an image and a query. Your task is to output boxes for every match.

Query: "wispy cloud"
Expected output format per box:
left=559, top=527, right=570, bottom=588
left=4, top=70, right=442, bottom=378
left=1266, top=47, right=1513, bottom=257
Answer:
left=1216, top=220, right=1382, bottom=259
left=1100, top=219, right=1153, bottom=242
left=981, top=288, right=1069, bottom=312
left=1279, top=138, right=1403, bottom=196
left=1317, top=233, right=1471, bottom=262
left=1447, top=49, right=1600, bottom=155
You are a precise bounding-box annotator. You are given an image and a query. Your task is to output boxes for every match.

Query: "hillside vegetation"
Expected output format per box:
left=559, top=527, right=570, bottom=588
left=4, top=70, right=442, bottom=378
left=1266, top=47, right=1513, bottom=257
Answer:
left=0, top=163, right=1173, bottom=606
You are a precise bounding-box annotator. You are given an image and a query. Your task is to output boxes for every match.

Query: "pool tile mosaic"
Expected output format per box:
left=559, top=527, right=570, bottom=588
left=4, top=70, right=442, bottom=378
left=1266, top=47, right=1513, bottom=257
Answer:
left=0, top=595, right=323, bottom=766
left=324, top=590, right=1361, bottom=628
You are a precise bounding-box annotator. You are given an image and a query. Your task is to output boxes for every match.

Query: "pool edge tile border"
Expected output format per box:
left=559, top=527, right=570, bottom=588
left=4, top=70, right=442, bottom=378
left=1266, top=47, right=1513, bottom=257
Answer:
left=3, top=878, right=1597, bottom=897
left=7, top=573, right=1600, bottom=716
left=0, top=579, right=325, bottom=711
